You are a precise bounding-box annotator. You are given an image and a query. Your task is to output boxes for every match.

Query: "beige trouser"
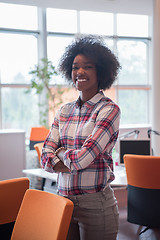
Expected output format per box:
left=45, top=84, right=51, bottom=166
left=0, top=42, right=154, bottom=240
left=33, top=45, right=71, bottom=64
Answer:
left=64, top=186, right=119, bottom=240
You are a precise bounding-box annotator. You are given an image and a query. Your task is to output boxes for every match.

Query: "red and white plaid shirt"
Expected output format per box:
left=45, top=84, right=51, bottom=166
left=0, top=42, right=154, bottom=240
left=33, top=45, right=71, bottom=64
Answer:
left=41, top=91, right=120, bottom=196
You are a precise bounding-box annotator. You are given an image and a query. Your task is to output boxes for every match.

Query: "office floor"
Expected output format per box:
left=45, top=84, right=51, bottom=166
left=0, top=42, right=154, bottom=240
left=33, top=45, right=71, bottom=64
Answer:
left=115, top=188, right=160, bottom=240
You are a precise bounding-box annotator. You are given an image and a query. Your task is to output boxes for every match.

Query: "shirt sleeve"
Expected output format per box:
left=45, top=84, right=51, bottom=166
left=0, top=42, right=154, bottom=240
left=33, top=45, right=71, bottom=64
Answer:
left=41, top=110, right=61, bottom=173
left=63, top=103, right=120, bottom=171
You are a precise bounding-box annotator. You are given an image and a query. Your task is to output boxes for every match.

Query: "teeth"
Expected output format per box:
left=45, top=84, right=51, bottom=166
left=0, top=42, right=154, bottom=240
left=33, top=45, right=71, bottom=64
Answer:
left=77, top=79, right=87, bottom=82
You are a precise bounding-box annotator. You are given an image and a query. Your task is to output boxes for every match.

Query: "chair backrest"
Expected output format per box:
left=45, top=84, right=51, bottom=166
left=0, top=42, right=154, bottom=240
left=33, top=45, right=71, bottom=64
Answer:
left=124, top=154, right=160, bottom=228
left=11, top=189, right=74, bottom=240
left=30, top=127, right=49, bottom=150
left=0, top=177, right=29, bottom=239
left=124, top=154, right=160, bottom=189
left=0, top=177, right=30, bottom=224
left=34, top=142, right=44, bottom=165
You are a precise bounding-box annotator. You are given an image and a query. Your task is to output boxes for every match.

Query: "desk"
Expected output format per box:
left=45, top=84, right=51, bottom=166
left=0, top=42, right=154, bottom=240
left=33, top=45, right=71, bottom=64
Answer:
left=23, top=168, right=58, bottom=181
left=23, top=169, right=58, bottom=193
left=23, top=165, right=127, bottom=193
left=112, top=165, right=127, bottom=187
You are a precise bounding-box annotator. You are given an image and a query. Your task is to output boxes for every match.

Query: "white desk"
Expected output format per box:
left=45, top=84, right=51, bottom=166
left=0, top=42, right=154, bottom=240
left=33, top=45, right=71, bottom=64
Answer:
left=23, top=168, right=58, bottom=193
left=23, top=165, right=127, bottom=193
left=112, top=165, right=127, bottom=187
left=23, top=168, right=58, bottom=181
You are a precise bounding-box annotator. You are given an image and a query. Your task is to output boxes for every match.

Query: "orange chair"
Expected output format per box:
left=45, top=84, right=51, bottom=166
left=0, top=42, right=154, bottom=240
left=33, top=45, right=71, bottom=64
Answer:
left=34, top=142, right=44, bottom=165
left=34, top=142, right=46, bottom=190
left=11, top=189, right=74, bottom=240
left=124, top=154, right=160, bottom=236
left=29, top=127, right=49, bottom=150
left=0, top=177, right=30, bottom=240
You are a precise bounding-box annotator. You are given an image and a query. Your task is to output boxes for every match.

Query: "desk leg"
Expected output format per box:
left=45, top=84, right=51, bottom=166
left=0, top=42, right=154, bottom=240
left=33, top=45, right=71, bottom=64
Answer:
left=41, top=178, right=46, bottom=190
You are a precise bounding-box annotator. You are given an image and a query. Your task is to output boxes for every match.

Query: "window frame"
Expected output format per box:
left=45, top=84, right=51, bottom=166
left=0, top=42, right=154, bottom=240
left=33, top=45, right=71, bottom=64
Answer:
left=0, top=5, right=152, bottom=131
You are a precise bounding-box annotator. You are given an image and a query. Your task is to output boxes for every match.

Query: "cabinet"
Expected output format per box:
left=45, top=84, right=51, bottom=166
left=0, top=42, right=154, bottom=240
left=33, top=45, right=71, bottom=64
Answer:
left=0, top=129, right=26, bottom=180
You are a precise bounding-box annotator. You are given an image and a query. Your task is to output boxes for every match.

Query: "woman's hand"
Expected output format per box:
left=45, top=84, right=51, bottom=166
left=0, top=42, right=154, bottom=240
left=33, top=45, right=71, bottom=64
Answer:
left=54, top=161, right=70, bottom=173
left=56, top=148, right=66, bottom=161
left=54, top=147, right=70, bottom=173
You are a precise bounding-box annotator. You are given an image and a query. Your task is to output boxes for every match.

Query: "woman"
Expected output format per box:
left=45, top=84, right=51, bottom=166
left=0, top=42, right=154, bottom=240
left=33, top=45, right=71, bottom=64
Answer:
left=41, top=35, right=121, bottom=240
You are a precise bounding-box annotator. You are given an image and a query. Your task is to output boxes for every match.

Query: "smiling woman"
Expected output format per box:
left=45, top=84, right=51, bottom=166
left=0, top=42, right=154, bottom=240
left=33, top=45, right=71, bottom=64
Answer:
left=41, top=35, right=121, bottom=240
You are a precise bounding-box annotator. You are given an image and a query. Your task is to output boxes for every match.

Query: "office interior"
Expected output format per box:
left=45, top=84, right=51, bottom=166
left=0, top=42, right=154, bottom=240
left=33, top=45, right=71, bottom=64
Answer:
left=0, top=0, right=159, bottom=176
left=0, top=0, right=160, bottom=239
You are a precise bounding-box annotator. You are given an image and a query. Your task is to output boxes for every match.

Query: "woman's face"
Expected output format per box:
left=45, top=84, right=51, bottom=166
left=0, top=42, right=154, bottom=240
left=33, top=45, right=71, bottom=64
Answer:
left=71, top=54, right=98, bottom=97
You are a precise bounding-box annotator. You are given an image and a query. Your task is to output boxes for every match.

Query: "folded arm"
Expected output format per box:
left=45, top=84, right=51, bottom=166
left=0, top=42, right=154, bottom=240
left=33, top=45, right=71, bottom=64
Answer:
left=63, top=104, right=120, bottom=171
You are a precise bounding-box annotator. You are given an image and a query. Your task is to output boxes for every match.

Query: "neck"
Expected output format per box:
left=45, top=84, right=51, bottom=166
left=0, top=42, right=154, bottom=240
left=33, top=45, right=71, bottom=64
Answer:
left=79, top=90, right=99, bottom=104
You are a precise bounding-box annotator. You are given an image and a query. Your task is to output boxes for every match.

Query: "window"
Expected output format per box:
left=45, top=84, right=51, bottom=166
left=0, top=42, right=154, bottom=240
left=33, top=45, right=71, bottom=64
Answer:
left=47, top=8, right=77, bottom=33
left=0, top=3, right=37, bottom=30
left=117, top=14, right=148, bottom=37
left=0, top=4, right=151, bottom=138
left=47, top=36, right=73, bottom=66
left=0, top=33, right=37, bottom=84
left=118, top=89, right=148, bottom=124
left=80, top=11, right=113, bottom=35
left=116, top=14, right=150, bottom=125
left=118, top=40, right=148, bottom=85
left=2, top=88, right=39, bottom=131
left=0, top=3, right=39, bottom=138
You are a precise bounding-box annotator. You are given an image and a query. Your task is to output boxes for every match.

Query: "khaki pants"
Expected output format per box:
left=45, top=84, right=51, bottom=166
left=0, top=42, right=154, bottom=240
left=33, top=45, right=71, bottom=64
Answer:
left=64, top=186, right=119, bottom=240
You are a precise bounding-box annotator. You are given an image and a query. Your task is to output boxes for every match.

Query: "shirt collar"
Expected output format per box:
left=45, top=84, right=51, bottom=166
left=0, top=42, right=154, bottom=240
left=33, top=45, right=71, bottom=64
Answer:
left=75, top=91, right=104, bottom=108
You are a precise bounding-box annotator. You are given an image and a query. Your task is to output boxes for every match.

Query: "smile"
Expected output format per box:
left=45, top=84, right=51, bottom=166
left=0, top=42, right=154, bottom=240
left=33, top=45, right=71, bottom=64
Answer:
left=77, top=79, right=87, bottom=82
left=76, top=76, right=88, bottom=82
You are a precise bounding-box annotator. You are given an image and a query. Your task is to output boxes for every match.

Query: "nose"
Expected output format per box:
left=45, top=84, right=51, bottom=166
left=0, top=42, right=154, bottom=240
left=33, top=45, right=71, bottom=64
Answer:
left=77, top=68, right=85, bottom=76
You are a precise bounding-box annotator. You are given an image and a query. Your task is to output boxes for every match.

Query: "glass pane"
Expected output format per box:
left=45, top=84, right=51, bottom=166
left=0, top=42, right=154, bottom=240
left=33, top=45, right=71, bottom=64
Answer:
left=47, top=8, right=77, bottom=33
left=0, top=33, right=37, bottom=84
left=104, top=38, right=114, bottom=51
left=80, top=11, right=113, bottom=35
left=118, top=90, right=148, bottom=125
left=47, top=36, right=73, bottom=84
left=2, top=88, right=39, bottom=139
left=117, top=14, right=148, bottom=37
left=0, top=3, right=37, bottom=30
left=104, top=87, right=116, bottom=103
left=117, top=40, right=148, bottom=85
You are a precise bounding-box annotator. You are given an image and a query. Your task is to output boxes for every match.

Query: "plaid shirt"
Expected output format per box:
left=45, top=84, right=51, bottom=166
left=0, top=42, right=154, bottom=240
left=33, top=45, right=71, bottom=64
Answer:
left=41, top=91, right=120, bottom=196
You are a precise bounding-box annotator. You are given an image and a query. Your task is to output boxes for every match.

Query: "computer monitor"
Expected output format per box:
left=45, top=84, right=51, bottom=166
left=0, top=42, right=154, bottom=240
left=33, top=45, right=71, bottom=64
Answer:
left=119, top=139, right=151, bottom=164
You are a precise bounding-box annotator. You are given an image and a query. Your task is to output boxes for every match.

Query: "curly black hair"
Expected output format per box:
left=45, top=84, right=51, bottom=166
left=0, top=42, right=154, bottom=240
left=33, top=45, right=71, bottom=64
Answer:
left=58, top=34, right=121, bottom=90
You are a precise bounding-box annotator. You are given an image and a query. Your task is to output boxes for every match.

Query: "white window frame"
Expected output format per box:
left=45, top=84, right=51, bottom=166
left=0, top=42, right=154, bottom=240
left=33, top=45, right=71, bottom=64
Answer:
left=0, top=5, right=152, bottom=131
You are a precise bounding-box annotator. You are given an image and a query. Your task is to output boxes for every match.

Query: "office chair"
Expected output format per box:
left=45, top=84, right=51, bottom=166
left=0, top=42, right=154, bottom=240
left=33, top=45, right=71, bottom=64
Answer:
left=0, top=177, right=30, bottom=240
left=34, top=141, right=47, bottom=190
left=124, top=154, right=160, bottom=236
left=29, top=126, right=49, bottom=150
left=34, top=142, right=44, bottom=165
left=11, top=189, right=74, bottom=240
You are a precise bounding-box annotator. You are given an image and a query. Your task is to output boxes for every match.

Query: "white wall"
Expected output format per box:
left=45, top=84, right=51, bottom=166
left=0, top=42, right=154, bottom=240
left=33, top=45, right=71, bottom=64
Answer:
left=0, top=0, right=154, bottom=15
left=152, top=0, right=160, bottom=156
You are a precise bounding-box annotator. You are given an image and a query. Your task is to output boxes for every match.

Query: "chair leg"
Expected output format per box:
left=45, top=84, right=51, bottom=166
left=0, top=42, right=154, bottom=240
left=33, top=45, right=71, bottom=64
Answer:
left=137, top=226, right=150, bottom=237
left=41, top=178, right=46, bottom=190
left=136, top=225, right=143, bottom=238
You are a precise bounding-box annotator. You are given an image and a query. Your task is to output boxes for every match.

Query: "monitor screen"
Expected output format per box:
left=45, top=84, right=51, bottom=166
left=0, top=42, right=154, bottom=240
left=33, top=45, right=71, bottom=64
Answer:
left=119, top=140, right=151, bottom=164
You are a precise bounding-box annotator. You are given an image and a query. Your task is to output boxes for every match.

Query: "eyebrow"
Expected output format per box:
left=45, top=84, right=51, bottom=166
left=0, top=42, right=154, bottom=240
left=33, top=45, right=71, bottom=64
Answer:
left=72, top=61, right=94, bottom=65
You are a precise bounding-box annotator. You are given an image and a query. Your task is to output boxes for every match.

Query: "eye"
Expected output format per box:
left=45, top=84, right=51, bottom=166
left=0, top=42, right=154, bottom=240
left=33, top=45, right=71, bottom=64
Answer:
left=72, top=66, right=79, bottom=70
left=84, top=65, right=93, bottom=70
